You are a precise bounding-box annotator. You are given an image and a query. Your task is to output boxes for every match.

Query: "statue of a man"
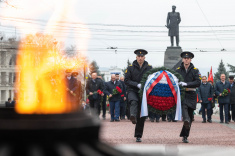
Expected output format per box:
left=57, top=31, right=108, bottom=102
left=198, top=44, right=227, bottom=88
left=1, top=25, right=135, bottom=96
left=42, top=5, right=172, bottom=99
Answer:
left=166, top=5, right=181, bottom=47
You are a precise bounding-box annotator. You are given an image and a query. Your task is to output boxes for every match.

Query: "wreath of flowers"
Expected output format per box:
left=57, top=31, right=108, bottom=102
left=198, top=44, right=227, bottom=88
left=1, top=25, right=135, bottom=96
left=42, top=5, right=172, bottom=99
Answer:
left=139, top=67, right=185, bottom=115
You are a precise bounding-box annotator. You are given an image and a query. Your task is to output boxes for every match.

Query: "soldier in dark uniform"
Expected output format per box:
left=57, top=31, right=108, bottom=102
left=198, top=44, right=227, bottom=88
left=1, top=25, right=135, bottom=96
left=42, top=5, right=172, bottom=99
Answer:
left=124, top=49, right=152, bottom=142
left=176, top=51, right=201, bottom=143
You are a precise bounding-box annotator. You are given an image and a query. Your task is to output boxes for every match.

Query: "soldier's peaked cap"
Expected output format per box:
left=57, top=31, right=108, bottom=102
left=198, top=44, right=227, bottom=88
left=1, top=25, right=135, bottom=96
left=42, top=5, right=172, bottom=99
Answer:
left=180, top=51, right=194, bottom=59
left=134, top=49, right=148, bottom=56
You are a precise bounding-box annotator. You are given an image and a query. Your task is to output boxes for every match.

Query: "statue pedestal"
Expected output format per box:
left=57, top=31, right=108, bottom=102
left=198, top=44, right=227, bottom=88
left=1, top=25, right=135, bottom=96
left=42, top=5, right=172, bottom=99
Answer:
left=164, top=46, right=183, bottom=70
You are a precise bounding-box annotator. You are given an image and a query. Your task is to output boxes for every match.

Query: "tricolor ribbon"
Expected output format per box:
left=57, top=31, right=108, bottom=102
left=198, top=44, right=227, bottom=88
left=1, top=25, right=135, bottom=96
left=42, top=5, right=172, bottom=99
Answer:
left=140, top=70, right=182, bottom=121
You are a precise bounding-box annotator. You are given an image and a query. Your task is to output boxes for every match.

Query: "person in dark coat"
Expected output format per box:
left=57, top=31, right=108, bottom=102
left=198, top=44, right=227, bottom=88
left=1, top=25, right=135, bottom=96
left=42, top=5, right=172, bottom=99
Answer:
left=208, top=80, right=216, bottom=119
left=176, top=51, right=201, bottom=143
left=198, top=76, right=213, bottom=123
left=124, top=49, right=152, bottom=142
left=116, top=75, right=127, bottom=120
left=229, top=76, right=235, bottom=122
left=215, top=74, right=231, bottom=124
left=228, top=76, right=235, bottom=122
left=64, top=69, right=78, bottom=110
left=86, top=72, right=104, bottom=117
left=72, top=72, right=82, bottom=108
left=5, top=98, right=12, bottom=107
left=104, top=74, right=123, bottom=122
left=97, top=75, right=107, bottom=120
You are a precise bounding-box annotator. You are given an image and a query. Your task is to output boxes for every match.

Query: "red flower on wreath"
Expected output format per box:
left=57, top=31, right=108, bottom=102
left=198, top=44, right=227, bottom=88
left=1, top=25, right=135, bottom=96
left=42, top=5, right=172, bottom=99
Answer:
left=107, top=103, right=110, bottom=107
left=228, top=88, right=231, bottom=93
left=147, top=95, right=176, bottom=111
left=116, top=86, right=122, bottom=93
left=121, top=94, right=124, bottom=97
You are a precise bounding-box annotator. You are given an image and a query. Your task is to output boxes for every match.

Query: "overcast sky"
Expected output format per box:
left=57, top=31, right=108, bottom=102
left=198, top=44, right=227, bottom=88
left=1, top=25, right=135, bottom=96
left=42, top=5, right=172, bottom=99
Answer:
left=0, top=0, right=235, bottom=76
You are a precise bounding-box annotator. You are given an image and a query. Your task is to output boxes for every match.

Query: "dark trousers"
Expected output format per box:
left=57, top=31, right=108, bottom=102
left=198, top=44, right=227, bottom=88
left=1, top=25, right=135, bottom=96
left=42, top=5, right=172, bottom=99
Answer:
left=126, top=99, right=130, bottom=119
left=201, top=102, right=212, bottom=121
left=89, top=99, right=100, bottom=116
left=180, top=104, right=194, bottom=137
left=149, top=111, right=160, bottom=120
left=120, top=101, right=126, bottom=119
left=231, top=105, right=235, bottom=121
left=161, top=114, right=167, bottom=121
left=130, top=100, right=145, bottom=138
left=110, top=100, right=120, bottom=120
left=101, top=94, right=107, bottom=117
left=228, top=104, right=235, bottom=121
left=167, top=111, right=176, bottom=121
left=219, top=103, right=229, bottom=122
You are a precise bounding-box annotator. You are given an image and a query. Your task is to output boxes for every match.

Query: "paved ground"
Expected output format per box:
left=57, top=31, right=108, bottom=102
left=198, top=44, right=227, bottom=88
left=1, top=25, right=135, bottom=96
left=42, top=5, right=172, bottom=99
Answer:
left=99, top=114, right=235, bottom=147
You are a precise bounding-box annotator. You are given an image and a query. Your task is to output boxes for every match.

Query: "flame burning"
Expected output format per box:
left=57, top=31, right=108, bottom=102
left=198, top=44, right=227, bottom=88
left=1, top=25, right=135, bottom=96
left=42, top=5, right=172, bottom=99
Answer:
left=13, top=0, right=90, bottom=114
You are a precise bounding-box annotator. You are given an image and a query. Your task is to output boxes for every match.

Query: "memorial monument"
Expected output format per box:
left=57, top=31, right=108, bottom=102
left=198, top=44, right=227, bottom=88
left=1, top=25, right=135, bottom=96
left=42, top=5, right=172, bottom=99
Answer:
left=164, top=5, right=183, bottom=70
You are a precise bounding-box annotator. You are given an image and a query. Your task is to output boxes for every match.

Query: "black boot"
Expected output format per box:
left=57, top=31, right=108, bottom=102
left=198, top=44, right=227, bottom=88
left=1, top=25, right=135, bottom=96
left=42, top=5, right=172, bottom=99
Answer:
left=130, top=115, right=137, bottom=124
left=136, top=137, right=142, bottom=142
left=184, top=120, right=190, bottom=129
left=182, top=136, right=189, bottom=143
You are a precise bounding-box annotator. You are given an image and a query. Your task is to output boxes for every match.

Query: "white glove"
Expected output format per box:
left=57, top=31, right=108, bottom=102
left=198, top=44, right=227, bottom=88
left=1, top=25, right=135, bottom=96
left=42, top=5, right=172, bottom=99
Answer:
left=179, top=82, right=187, bottom=86
left=137, top=84, right=142, bottom=89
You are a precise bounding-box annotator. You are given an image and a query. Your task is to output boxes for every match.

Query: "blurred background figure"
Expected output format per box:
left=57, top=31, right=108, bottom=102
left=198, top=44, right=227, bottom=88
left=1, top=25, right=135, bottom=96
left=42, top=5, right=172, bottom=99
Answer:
left=72, top=72, right=82, bottom=109
left=229, top=76, right=235, bottom=122
left=5, top=98, right=13, bottom=107
left=117, top=75, right=127, bottom=120
left=64, top=69, right=78, bottom=111
left=86, top=72, right=104, bottom=118
left=81, top=100, right=90, bottom=113
left=198, top=76, right=213, bottom=123
left=215, top=74, right=231, bottom=124
left=104, top=74, right=122, bottom=122
left=97, top=75, right=107, bottom=120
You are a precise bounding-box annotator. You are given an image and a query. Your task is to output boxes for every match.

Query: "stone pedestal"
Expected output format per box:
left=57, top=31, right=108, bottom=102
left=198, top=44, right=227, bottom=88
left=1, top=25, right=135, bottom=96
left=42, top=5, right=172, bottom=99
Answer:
left=164, top=46, right=183, bottom=70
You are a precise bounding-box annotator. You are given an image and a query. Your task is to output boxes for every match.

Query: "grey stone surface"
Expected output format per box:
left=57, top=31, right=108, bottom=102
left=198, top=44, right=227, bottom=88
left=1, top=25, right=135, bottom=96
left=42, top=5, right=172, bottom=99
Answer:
left=164, top=46, right=182, bottom=69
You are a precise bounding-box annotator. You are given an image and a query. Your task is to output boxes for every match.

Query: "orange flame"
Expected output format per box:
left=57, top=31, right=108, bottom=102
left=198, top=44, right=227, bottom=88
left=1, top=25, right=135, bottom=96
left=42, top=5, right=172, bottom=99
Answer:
left=14, top=0, right=90, bottom=114
left=15, top=36, right=82, bottom=114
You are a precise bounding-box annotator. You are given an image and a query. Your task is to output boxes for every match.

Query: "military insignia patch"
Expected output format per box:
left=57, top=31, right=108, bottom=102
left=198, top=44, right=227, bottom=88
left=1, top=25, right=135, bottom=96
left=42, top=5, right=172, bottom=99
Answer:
left=198, top=72, right=202, bottom=80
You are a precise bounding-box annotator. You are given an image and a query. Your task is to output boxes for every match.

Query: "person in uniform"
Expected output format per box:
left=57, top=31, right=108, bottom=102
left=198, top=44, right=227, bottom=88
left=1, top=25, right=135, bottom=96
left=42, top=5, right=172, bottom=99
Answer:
left=176, top=51, right=201, bottom=143
left=124, top=49, right=152, bottom=142
left=166, top=5, right=181, bottom=47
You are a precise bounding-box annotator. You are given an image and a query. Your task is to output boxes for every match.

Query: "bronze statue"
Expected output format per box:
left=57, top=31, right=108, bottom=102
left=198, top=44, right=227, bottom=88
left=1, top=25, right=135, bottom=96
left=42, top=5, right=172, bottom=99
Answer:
left=166, top=5, right=181, bottom=47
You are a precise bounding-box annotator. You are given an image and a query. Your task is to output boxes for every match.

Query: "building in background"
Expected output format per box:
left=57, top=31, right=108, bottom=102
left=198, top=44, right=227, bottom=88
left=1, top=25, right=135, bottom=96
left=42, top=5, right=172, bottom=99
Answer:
left=0, top=39, right=18, bottom=105
left=100, top=66, right=123, bottom=82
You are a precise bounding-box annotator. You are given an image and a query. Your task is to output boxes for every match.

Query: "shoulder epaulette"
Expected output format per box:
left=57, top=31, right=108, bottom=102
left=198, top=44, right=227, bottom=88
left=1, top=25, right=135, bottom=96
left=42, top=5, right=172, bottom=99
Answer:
left=177, top=67, right=180, bottom=69
left=129, top=64, right=132, bottom=66
left=148, top=64, right=152, bottom=66
left=194, top=67, right=198, bottom=70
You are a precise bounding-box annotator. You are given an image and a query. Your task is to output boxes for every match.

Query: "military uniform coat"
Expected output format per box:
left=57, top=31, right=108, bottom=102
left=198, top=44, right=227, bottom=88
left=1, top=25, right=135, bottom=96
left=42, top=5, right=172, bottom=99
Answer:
left=124, top=60, right=152, bottom=102
left=176, top=63, right=201, bottom=110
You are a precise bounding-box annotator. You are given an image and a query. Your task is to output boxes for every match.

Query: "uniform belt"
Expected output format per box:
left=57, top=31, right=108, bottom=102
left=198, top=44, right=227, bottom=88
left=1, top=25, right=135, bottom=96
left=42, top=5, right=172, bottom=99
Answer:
left=185, top=88, right=196, bottom=91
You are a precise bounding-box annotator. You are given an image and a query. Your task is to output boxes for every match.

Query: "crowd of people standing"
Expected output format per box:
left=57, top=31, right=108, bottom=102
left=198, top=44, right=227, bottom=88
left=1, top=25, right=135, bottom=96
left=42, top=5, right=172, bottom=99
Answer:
left=198, top=74, right=235, bottom=124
